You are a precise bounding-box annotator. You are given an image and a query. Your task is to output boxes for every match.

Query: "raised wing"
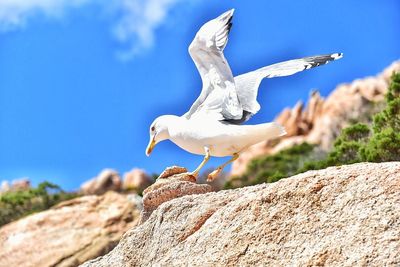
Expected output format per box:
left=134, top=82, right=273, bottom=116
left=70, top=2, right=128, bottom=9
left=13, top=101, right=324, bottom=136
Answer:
left=234, top=53, right=343, bottom=122
left=184, top=9, right=243, bottom=121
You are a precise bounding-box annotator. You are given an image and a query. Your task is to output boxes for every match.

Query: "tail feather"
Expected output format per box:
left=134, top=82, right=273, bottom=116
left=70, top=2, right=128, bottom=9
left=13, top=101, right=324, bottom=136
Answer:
left=268, top=122, right=287, bottom=138
left=247, top=122, right=286, bottom=145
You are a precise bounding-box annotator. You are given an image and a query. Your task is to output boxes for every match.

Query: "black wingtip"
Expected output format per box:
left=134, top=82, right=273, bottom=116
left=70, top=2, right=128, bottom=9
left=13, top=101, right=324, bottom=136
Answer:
left=331, top=53, right=343, bottom=60
left=227, top=15, right=233, bottom=24
left=227, top=22, right=233, bottom=33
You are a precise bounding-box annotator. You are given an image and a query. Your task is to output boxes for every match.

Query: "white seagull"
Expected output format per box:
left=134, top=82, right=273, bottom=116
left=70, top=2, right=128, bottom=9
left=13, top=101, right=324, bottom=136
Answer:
left=146, top=9, right=342, bottom=181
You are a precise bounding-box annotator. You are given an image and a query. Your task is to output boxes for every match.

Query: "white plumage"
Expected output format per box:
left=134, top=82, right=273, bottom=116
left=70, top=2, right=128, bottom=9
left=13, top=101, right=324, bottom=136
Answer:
left=146, top=9, right=342, bottom=181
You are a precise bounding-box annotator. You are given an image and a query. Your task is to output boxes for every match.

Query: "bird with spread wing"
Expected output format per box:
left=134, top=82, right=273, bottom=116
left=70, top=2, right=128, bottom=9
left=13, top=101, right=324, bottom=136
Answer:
left=146, top=9, right=342, bottom=181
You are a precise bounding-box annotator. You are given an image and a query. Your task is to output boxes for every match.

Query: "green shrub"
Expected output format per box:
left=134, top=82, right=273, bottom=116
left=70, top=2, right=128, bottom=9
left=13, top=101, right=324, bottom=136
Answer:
left=0, top=182, right=78, bottom=227
left=360, top=73, right=400, bottom=161
left=225, top=143, right=319, bottom=189
left=325, top=123, right=370, bottom=165
left=303, top=72, right=400, bottom=169
left=226, top=72, right=400, bottom=189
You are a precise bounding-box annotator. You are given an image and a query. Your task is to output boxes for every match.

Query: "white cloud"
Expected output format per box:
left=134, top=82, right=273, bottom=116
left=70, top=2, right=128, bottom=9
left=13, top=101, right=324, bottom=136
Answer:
left=110, top=0, right=184, bottom=60
left=0, top=0, right=91, bottom=31
left=0, top=0, right=188, bottom=60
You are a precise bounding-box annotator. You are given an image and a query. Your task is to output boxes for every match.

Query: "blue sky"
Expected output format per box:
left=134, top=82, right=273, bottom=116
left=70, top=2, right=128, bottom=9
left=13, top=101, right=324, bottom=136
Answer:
left=0, top=0, right=399, bottom=190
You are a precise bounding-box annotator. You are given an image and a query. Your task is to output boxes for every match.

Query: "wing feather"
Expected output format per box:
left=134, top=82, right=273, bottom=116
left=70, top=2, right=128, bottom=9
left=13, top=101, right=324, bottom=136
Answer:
left=234, top=53, right=343, bottom=122
left=184, top=9, right=243, bottom=121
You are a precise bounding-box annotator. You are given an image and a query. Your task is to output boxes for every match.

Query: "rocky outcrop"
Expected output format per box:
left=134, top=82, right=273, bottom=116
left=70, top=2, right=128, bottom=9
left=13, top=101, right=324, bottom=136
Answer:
left=0, top=192, right=141, bottom=267
left=82, top=162, right=400, bottom=267
left=140, top=166, right=213, bottom=223
left=0, top=178, right=30, bottom=193
left=231, top=60, right=400, bottom=176
left=0, top=181, right=10, bottom=193
left=10, top=178, right=31, bottom=191
left=80, top=169, right=122, bottom=195
left=122, top=168, right=153, bottom=193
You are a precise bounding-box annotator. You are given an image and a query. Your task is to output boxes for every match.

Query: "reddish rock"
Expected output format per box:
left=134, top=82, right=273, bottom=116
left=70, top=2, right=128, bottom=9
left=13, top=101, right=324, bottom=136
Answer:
left=140, top=166, right=213, bottom=223
left=122, top=168, right=153, bottom=192
left=80, top=169, right=122, bottom=195
left=11, top=178, right=30, bottom=191
left=0, top=192, right=141, bottom=267
left=82, top=162, right=400, bottom=267
left=0, top=178, right=31, bottom=193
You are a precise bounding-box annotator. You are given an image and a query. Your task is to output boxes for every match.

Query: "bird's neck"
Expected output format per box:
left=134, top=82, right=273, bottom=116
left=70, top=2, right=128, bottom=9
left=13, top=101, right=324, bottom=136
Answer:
left=164, top=115, right=188, bottom=137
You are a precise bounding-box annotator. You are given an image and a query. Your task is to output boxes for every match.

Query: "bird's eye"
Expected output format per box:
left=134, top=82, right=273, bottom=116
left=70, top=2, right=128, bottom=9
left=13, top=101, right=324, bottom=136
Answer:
left=151, top=126, right=155, bottom=132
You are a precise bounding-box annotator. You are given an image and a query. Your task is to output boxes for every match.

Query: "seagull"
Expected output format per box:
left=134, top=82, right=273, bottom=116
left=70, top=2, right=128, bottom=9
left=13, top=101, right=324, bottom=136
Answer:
left=146, top=9, right=342, bottom=181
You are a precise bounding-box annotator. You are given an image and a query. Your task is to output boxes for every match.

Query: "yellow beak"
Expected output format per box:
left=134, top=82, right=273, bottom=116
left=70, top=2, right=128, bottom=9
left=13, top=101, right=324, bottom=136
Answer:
left=145, top=135, right=156, bottom=156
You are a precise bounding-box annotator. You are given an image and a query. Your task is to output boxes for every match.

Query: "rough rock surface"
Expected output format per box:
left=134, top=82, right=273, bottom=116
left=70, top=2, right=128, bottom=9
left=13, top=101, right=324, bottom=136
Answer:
left=232, top=60, right=400, bottom=176
left=0, top=192, right=141, bottom=267
left=82, top=162, right=400, bottom=267
left=140, top=166, right=213, bottom=223
left=81, top=169, right=122, bottom=195
left=122, top=168, right=153, bottom=193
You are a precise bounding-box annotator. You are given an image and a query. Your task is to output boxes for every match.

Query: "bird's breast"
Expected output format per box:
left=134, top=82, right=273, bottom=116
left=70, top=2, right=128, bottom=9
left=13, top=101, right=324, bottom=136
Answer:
left=168, top=120, right=245, bottom=157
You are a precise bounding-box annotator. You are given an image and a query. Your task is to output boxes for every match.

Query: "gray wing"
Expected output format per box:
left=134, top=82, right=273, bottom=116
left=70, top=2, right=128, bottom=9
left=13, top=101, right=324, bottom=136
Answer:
left=183, top=9, right=243, bottom=121
left=233, top=53, right=343, bottom=123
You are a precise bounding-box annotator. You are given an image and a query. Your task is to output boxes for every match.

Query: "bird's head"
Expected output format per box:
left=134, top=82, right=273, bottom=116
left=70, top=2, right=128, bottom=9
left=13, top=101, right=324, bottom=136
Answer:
left=145, top=115, right=177, bottom=156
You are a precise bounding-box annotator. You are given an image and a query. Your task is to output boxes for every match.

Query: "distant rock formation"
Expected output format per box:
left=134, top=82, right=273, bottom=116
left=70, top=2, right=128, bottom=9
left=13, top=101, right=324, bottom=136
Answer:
left=0, top=191, right=141, bottom=267
left=122, top=168, right=153, bottom=193
left=81, top=162, right=400, bottom=267
left=80, top=169, right=122, bottom=195
left=231, top=60, right=400, bottom=176
left=0, top=178, right=30, bottom=194
left=0, top=181, right=10, bottom=193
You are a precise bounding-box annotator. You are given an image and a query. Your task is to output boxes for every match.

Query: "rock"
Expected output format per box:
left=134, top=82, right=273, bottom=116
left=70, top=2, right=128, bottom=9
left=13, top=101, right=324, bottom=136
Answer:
left=274, top=91, right=324, bottom=140
left=80, top=169, right=122, bottom=195
left=159, top=166, right=188, bottom=179
left=10, top=178, right=31, bottom=191
left=81, top=162, right=400, bottom=267
left=122, top=168, right=153, bottom=192
left=140, top=166, right=213, bottom=223
left=0, top=178, right=31, bottom=193
left=302, top=90, right=324, bottom=129
left=0, top=191, right=141, bottom=267
left=0, top=181, right=10, bottom=193
left=231, top=60, right=400, bottom=176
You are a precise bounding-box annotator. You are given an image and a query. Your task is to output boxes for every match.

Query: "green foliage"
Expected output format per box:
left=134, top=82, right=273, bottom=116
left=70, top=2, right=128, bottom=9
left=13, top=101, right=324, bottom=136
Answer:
left=361, top=124, right=400, bottom=162
left=226, top=72, right=400, bottom=189
left=361, top=73, right=400, bottom=161
left=325, top=123, right=370, bottom=165
left=304, top=72, right=400, bottom=168
left=0, top=182, right=78, bottom=227
left=225, top=143, right=319, bottom=189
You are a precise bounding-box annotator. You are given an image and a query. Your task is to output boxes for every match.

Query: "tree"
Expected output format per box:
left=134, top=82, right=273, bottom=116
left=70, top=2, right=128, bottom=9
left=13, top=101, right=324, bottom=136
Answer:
left=361, top=72, right=400, bottom=161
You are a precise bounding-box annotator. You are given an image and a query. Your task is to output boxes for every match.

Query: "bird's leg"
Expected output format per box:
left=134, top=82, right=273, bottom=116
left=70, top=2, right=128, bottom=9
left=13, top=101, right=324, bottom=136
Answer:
left=207, top=153, right=239, bottom=182
left=191, top=147, right=211, bottom=178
